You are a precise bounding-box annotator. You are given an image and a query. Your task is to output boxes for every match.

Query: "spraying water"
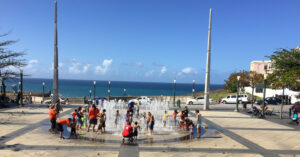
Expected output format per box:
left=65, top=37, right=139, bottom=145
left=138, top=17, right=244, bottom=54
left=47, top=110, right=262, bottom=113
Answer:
left=96, top=99, right=176, bottom=136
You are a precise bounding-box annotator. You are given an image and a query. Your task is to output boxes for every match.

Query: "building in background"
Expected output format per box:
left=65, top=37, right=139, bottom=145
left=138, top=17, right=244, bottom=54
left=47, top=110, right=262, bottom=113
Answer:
left=250, top=60, right=273, bottom=74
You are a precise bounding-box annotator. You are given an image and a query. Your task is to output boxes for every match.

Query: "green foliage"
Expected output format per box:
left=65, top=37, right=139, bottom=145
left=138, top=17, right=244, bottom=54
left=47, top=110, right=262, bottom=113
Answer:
left=267, top=48, right=300, bottom=91
left=0, top=33, right=26, bottom=80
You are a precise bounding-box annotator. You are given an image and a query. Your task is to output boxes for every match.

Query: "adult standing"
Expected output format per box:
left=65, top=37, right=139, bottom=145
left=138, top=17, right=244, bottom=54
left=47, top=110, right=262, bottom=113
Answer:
left=87, top=104, right=99, bottom=132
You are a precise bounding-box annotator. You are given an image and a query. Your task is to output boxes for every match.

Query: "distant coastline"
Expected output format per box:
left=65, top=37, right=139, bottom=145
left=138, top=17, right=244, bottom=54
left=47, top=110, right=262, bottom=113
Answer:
left=5, top=78, right=224, bottom=97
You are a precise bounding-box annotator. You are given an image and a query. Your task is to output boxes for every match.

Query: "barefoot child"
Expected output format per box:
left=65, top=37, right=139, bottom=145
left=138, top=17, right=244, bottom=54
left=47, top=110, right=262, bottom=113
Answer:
left=133, top=121, right=140, bottom=140
left=195, top=110, right=202, bottom=138
left=163, top=111, right=167, bottom=127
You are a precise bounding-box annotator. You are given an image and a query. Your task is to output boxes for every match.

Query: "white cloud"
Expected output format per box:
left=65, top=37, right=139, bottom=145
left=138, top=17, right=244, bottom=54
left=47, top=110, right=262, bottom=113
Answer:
left=68, top=58, right=90, bottom=74
left=145, top=70, right=154, bottom=77
left=160, top=66, right=167, bottom=74
left=178, top=67, right=198, bottom=75
left=95, top=59, right=112, bottom=75
left=135, top=61, right=143, bottom=67
left=24, top=59, right=39, bottom=73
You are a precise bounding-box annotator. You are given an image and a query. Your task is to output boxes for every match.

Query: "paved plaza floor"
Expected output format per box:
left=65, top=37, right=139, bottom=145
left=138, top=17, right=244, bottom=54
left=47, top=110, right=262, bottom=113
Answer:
left=0, top=103, right=299, bottom=157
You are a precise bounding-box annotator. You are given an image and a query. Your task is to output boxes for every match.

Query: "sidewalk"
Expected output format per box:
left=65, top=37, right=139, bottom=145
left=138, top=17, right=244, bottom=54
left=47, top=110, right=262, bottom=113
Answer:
left=0, top=103, right=299, bottom=157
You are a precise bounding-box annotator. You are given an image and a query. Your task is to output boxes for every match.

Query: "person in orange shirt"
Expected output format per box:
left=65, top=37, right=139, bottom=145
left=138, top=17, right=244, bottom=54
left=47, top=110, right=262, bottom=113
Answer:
left=57, top=118, right=72, bottom=139
left=87, top=104, right=99, bottom=132
left=49, top=106, right=57, bottom=132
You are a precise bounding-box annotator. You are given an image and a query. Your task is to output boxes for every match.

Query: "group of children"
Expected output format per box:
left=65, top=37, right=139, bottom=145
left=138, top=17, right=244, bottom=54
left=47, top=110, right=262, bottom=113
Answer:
left=173, top=106, right=202, bottom=138
left=49, top=102, right=108, bottom=139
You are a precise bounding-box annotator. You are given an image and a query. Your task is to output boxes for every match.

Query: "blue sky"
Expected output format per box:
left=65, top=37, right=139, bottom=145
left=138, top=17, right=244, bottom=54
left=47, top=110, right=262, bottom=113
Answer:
left=1, top=0, right=300, bottom=84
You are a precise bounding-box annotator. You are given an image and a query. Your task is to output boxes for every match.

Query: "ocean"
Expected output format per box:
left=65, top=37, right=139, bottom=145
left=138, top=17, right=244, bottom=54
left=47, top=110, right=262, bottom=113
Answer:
left=5, top=78, right=224, bottom=98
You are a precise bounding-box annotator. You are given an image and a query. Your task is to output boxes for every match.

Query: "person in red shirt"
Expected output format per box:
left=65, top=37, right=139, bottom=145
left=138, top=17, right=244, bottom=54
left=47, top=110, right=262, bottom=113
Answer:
left=57, top=118, right=72, bottom=139
left=49, top=106, right=57, bottom=132
left=122, top=122, right=133, bottom=143
left=87, top=104, right=99, bottom=132
left=72, top=109, right=77, bottom=121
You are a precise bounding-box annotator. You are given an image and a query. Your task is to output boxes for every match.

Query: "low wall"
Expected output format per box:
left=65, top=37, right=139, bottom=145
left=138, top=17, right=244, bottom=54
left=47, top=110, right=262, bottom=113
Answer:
left=244, top=87, right=300, bottom=103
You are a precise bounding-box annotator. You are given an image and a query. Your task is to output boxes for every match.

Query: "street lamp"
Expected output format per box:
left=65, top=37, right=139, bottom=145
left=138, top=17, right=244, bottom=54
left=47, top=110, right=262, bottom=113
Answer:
left=123, top=88, right=126, bottom=97
left=19, top=69, right=23, bottom=107
left=235, top=76, right=240, bottom=112
left=89, top=89, right=92, bottom=98
left=173, top=79, right=176, bottom=107
left=192, top=80, right=195, bottom=98
left=108, top=81, right=111, bottom=101
left=262, top=73, right=268, bottom=118
left=42, top=82, right=45, bottom=103
left=93, top=81, right=96, bottom=101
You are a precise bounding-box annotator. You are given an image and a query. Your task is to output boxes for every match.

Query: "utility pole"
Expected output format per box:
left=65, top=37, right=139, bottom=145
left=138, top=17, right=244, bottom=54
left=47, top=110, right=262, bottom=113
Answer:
left=52, top=0, right=59, bottom=106
left=204, top=8, right=212, bottom=110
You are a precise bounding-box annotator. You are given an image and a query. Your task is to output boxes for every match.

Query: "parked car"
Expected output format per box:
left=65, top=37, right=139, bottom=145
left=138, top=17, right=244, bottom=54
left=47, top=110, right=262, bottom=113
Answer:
left=44, top=97, right=66, bottom=105
left=256, top=97, right=282, bottom=105
left=186, top=96, right=214, bottom=105
left=129, top=96, right=151, bottom=105
left=222, top=94, right=250, bottom=104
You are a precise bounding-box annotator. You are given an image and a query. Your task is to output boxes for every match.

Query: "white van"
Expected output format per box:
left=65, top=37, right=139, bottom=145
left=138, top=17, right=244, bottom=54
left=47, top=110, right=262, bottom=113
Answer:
left=221, top=94, right=250, bottom=104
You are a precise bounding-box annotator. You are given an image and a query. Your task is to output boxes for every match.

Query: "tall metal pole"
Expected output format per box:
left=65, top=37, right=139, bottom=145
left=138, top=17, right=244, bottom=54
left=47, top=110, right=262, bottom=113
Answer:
left=235, top=76, right=240, bottom=112
left=124, top=88, right=126, bottom=97
left=204, top=8, right=212, bottom=110
left=192, top=80, right=195, bottom=98
left=20, top=69, right=23, bottom=107
left=261, top=74, right=267, bottom=118
left=52, top=0, right=59, bottom=106
left=173, top=79, right=176, bottom=107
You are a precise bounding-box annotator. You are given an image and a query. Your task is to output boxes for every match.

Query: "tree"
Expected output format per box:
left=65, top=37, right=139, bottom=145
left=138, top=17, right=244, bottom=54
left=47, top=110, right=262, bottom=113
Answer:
left=249, top=71, right=264, bottom=108
left=267, top=48, right=300, bottom=91
left=267, top=48, right=300, bottom=119
left=0, top=33, right=26, bottom=107
left=224, top=71, right=250, bottom=93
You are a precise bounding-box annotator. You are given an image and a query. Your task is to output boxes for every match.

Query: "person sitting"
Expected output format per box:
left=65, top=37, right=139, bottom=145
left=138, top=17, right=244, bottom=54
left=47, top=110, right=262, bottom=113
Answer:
left=122, top=122, right=133, bottom=143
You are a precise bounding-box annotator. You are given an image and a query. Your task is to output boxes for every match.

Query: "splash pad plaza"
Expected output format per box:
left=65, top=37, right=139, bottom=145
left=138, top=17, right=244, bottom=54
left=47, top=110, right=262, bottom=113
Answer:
left=56, top=100, right=216, bottom=144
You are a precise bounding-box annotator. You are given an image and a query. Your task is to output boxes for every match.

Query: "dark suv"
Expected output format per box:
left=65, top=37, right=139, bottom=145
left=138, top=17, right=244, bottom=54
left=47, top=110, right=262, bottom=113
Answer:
left=256, top=97, right=282, bottom=105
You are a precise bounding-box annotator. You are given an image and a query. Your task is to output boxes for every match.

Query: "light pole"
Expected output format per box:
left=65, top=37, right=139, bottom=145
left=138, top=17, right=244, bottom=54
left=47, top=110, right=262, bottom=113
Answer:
left=173, top=79, right=176, bottom=107
left=93, top=81, right=96, bottom=101
left=42, top=82, right=45, bottom=104
left=262, top=73, right=267, bottom=118
left=235, top=76, right=240, bottom=112
left=89, top=89, right=92, bottom=99
left=108, top=81, right=111, bottom=101
left=192, top=80, right=195, bottom=98
left=123, top=88, right=126, bottom=97
left=19, top=69, right=23, bottom=107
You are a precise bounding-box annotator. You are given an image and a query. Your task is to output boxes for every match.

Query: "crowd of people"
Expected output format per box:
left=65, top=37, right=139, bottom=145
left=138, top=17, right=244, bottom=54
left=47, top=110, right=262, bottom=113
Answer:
left=49, top=100, right=202, bottom=140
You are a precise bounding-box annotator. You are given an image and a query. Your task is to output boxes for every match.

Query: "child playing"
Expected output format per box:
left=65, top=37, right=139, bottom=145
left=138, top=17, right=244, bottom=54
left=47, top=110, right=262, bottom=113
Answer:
left=195, top=110, right=202, bottom=138
left=133, top=121, right=140, bottom=140
left=115, top=110, right=120, bottom=126
left=173, top=109, right=178, bottom=127
left=163, top=111, right=167, bottom=127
